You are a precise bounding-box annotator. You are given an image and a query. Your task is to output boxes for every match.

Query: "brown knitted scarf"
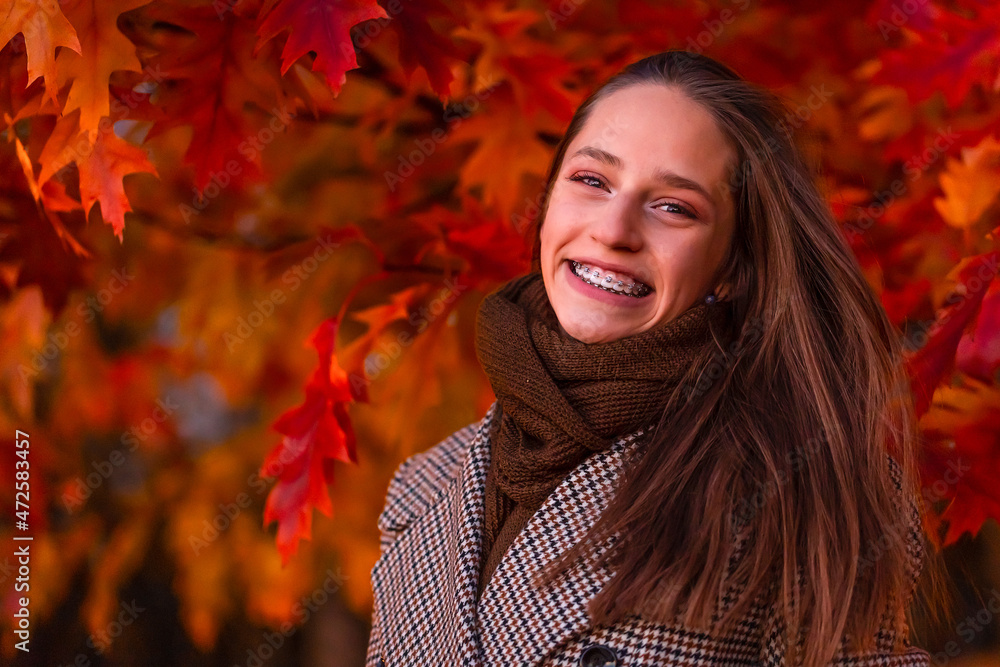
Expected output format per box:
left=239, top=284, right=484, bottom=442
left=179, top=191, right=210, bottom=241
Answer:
left=473, top=269, right=730, bottom=599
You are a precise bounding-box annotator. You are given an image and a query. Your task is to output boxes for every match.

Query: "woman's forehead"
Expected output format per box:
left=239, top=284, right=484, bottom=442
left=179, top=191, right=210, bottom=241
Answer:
left=567, top=85, right=739, bottom=203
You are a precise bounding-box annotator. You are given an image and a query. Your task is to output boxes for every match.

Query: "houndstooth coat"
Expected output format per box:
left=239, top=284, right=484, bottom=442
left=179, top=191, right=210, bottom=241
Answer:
left=365, top=402, right=932, bottom=666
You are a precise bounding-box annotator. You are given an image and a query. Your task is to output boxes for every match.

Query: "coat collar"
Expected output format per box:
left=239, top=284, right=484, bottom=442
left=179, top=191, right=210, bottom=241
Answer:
left=371, top=402, right=650, bottom=666
left=475, top=410, right=650, bottom=664
left=370, top=403, right=496, bottom=665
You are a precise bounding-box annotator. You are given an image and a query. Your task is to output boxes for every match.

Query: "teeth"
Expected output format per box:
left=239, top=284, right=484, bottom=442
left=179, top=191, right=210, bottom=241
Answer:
left=569, top=261, right=651, bottom=298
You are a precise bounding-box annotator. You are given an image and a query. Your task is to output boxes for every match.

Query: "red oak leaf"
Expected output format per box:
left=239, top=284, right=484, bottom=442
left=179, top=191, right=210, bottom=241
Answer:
left=262, top=316, right=365, bottom=564
left=0, top=138, right=89, bottom=311
left=864, top=0, right=939, bottom=39
left=918, top=376, right=1000, bottom=546
left=905, top=250, right=1000, bottom=418
left=872, top=2, right=1000, bottom=109
left=121, top=3, right=295, bottom=193
left=255, top=0, right=389, bottom=95
left=956, top=270, right=1000, bottom=382
left=411, top=195, right=531, bottom=291
left=378, top=0, right=467, bottom=99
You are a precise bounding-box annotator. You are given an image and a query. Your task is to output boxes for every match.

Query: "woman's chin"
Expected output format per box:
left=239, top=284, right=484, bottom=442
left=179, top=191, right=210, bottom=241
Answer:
left=556, top=316, right=636, bottom=344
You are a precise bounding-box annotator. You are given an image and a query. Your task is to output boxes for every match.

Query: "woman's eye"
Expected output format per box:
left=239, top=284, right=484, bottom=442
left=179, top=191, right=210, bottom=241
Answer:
left=567, top=173, right=696, bottom=219
left=567, top=173, right=605, bottom=189
left=657, top=201, right=696, bottom=219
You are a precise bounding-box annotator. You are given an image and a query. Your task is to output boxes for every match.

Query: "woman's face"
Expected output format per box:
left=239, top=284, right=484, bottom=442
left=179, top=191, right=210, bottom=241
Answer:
left=540, top=83, right=738, bottom=343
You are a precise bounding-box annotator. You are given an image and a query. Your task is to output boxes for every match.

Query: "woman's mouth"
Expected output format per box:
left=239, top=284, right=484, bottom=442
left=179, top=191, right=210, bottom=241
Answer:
left=568, top=260, right=652, bottom=298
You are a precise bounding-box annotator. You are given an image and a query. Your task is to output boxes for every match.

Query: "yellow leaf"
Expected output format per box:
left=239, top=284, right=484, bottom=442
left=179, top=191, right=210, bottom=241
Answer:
left=855, top=85, right=911, bottom=143
left=933, top=134, right=1000, bottom=229
left=0, top=0, right=82, bottom=106
left=0, top=287, right=50, bottom=417
left=54, top=0, right=149, bottom=135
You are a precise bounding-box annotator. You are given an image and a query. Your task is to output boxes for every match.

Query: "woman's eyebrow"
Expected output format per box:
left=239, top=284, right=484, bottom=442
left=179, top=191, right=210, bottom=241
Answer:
left=569, top=145, right=715, bottom=205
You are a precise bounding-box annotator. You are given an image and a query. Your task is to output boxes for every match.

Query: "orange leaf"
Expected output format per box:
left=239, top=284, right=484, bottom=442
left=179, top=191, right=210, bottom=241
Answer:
left=38, top=109, right=157, bottom=241
left=11, top=133, right=42, bottom=202
left=346, top=284, right=425, bottom=348
left=77, top=123, right=158, bottom=241
left=0, top=0, right=82, bottom=107
left=55, top=0, right=150, bottom=136
left=449, top=86, right=553, bottom=223
left=933, top=134, right=1000, bottom=230
left=453, top=4, right=578, bottom=121
left=15, top=134, right=92, bottom=255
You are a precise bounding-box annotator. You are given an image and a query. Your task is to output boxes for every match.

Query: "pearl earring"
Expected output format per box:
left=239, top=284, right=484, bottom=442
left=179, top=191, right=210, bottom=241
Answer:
left=704, top=292, right=717, bottom=305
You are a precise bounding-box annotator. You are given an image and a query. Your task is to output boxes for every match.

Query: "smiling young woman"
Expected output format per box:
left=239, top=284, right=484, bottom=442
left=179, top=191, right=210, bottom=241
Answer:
left=539, top=83, right=738, bottom=344
left=365, top=50, right=945, bottom=667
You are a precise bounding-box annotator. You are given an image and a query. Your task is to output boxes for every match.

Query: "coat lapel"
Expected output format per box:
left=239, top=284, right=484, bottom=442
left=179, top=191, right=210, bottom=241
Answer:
left=370, top=403, right=497, bottom=667
left=371, top=404, right=650, bottom=667
left=476, top=425, right=650, bottom=666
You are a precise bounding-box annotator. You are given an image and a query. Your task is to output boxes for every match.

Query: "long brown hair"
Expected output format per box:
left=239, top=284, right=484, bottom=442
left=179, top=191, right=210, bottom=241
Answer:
left=523, top=50, right=950, bottom=665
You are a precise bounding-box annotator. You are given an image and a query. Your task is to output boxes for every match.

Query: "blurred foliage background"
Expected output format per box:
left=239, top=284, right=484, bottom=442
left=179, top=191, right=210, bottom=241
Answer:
left=1, top=0, right=999, bottom=664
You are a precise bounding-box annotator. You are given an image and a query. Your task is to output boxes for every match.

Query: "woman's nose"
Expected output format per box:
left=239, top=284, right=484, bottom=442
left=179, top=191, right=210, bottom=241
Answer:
left=589, top=198, right=643, bottom=251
